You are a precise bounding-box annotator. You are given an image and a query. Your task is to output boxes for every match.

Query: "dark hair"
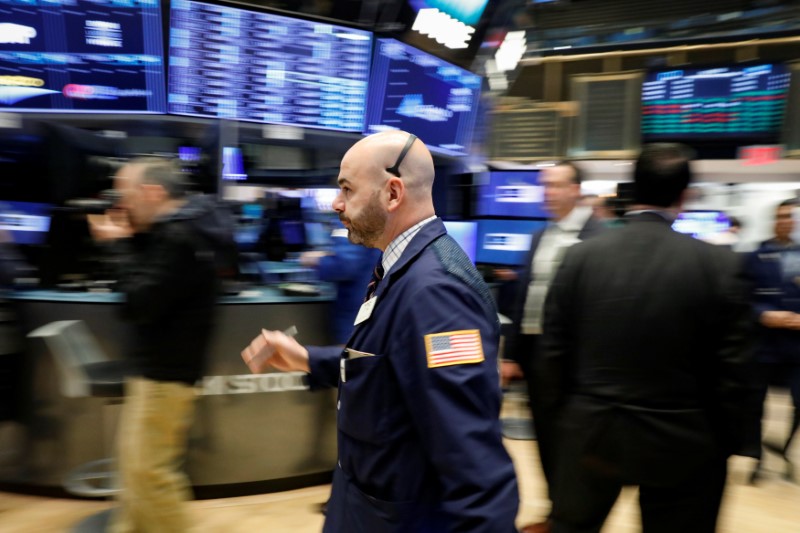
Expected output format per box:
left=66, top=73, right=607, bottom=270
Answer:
left=632, top=143, right=694, bottom=208
left=555, top=160, right=583, bottom=185
left=777, top=198, right=798, bottom=214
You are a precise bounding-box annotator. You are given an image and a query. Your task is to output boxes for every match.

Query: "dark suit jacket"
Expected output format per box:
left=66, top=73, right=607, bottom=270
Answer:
left=504, top=214, right=606, bottom=362
left=743, top=239, right=800, bottom=364
left=540, top=212, right=753, bottom=486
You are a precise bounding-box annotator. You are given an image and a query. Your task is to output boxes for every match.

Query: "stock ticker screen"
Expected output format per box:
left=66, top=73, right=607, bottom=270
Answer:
left=168, top=0, right=372, bottom=131
left=0, top=0, right=166, bottom=112
left=641, top=64, right=791, bottom=140
left=364, top=38, right=482, bottom=156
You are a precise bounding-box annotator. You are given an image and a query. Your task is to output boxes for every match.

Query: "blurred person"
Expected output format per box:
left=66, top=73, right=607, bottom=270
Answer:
left=744, top=199, right=800, bottom=483
left=501, top=162, right=605, bottom=533
left=242, top=131, right=519, bottom=532
left=540, top=144, right=753, bottom=533
left=585, top=194, right=624, bottom=228
left=88, top=157, right=235, bottom=533
left=299, top=224, right=381, bottom=344
left=0, top=230, right=31, bottom=424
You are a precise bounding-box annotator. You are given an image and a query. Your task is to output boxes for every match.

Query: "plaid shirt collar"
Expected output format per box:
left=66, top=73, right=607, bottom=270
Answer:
left=382, top=215, right=437, bottom=276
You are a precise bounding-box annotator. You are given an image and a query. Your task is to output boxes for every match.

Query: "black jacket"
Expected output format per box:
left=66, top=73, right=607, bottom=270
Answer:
left=540, top=212, right=754, bottom=484
left=115, top=195, right=236, bottom=384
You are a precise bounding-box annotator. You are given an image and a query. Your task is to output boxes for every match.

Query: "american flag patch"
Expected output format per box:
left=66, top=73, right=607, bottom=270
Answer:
left=424, top=330, right=484, bottom=368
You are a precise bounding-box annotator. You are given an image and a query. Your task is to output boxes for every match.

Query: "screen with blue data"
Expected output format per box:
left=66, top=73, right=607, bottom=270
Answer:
left=443, top=221, right=477, bottom=263
left=364, top=38, right=482, bottom=156
left=642, top=64, right=790, bottom=139
left=475, top=219, right=545, bottom=266
left=476, top=170, right=548, bottom=219
left=0, top=0, right=166, bottom=112
left=221, top=146, right=247, bottom=181
left=168, top=0, right=372, bottom=131
left=672, top=211, right=730, bottom=239
left=0, top=201, right=51, bottom=245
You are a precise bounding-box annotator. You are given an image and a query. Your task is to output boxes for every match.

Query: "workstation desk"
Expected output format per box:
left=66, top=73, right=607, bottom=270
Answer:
left=1, top=285, right=338, bottom=497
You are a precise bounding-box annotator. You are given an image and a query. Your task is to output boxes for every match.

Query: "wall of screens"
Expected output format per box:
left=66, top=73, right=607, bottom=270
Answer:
left=167, top=0, right=372, bottom=132
left=364, top=38, right=482, bottom=156
left=0, top=0, right=166, bottom=113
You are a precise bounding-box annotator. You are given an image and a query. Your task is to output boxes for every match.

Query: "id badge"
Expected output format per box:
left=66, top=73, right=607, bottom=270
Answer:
left=354, top=297, right=376, bottom=326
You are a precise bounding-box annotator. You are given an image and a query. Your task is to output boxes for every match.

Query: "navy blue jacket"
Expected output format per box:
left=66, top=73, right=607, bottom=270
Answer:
left=744, top=239, right=800, bottom=364
left=307, top=218, right=519, bottom=533
left=315, top=232, right=382, bottom=344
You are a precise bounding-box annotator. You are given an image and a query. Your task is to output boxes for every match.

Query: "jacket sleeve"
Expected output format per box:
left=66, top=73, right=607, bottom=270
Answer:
left=743, top=248, right=782, bottom=318
left=306, top=345, right=344, bottom=390
left=391, top=282, right=519, bottom=532
left=707, top=249, right=756, bottom=456
left=539, top=246, right=579, bottom=415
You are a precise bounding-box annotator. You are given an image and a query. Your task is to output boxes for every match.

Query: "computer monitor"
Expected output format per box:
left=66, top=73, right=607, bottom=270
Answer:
left=168, top=0, right=372, bottom=131
left=672, top=211, right=731, bottom=240
left=221, top=147, right=248, bottom=181
left=364, top=38, right=483, bottom=156
left=0, top=0, right=166, bottom=113
left=279, top=219, right=306, bottom=249
left=641, top=64, right=791, bottom=141
left=0, top=201, right=51, bottom=245
left=476, top=170, right=548, bottom=219
left=443, top=221, right=478, bottom=264
left=475, top=219, right=546, bottom=266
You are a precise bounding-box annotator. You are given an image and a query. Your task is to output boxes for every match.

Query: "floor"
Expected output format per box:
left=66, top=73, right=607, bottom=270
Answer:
left=1, top=392, right=798, bottom=533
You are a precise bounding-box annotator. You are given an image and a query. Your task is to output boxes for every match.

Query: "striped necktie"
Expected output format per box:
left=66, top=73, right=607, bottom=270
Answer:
left=364, top=260, right=385, bottom=302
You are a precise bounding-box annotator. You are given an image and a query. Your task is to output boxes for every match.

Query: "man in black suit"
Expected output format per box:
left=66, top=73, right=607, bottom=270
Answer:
left=500, top=162, right=605, bottom=533
left=540, top=144, right=753, bottom=533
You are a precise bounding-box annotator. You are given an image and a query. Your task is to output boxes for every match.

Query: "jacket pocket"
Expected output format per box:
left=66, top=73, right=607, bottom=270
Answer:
left=338, top=353, right=391, bottom=443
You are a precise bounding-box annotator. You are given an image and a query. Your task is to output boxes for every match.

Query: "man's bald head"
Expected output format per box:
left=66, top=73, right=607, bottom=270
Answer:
left=345, top=130, right=435, bottom=198
left=334, top=131, right=437, bottom=250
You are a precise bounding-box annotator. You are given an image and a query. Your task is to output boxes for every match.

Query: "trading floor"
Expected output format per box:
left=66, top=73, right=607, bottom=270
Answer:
left=1, top=391, right=799, bottom=533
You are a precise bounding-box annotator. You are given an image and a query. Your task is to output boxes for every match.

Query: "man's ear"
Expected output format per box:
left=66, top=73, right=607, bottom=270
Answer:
left=141, top=183, right=167, bottom=203
left=385, top=177, right=405, bottom=212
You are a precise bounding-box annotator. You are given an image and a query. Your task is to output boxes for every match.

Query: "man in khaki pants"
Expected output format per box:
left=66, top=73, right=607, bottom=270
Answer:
left=90, top=157, right=234, bottom=532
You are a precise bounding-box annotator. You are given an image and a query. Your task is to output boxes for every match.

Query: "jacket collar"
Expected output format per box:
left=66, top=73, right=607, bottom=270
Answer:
left=373, top=218, right=446, bottom=299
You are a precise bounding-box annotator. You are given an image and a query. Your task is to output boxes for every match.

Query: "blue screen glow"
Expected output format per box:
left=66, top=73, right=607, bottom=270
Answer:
left=168, top=0, right=372, bottom=132
left=0, top=0, right=166, bottom=113
left=364, top=38, right=482, bottom=156
left=475, top=219, right=546, bottom=266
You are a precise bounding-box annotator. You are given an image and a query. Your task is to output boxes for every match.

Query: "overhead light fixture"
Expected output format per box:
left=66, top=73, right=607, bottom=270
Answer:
left=412, top=8, right=475, bottom=49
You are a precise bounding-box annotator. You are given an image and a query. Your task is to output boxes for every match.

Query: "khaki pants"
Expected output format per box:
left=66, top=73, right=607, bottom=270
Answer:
left=111, top=377, right=197, bottom=533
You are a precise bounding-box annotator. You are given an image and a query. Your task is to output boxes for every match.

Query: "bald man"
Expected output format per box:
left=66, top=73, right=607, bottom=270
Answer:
left=242, top=131, right=519, bottom=532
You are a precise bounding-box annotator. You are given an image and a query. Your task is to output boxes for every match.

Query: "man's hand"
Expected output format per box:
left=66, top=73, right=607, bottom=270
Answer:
left=299, top=250, right=329, bottom=268
left=500, top=360, right=524, bottom=388
left=241, top=329, right=310, bottom=374
left=87, top=209, right=133, bottom=241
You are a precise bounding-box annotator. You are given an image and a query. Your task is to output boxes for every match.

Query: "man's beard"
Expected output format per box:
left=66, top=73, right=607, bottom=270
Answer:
left=341, top=192, right=385, bottom=248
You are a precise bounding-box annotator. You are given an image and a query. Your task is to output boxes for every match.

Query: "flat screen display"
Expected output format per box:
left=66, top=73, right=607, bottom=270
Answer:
left=443, top=220, right=477, bottom=263
left=0, top=0, right=166, bottom=113
left=168, top=0, right=372, bottom=131
left=641, top=64, right=790, bottom=140
left=0, top=200, right=51, bottom=245
left=221, top=146, right=247, bottom=181
left=476, top=170, right=548, bottom=218
left=475, top=219, right=546, bottom=266
left=672, top=211, right=731, bottom=239
left=364, top=38, right=482, bottom=156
